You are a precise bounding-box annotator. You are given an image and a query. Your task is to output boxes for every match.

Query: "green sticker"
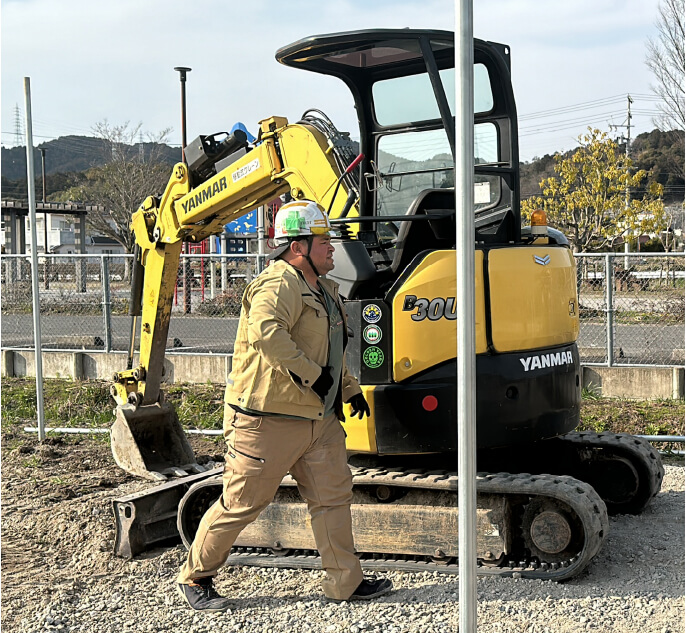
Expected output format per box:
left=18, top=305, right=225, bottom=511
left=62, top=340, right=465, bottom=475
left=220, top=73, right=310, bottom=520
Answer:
left=363, top=324, right=382, bottom=344
left=363, top=346, right=385, bottom=369
left=284, top=209, right=306, bottom=235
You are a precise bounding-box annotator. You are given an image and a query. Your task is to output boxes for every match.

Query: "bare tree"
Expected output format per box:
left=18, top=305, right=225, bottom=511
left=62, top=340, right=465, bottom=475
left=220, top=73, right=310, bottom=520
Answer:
left=64, top=121, right=173, bottom=253
left=646, top=0, right=685, bottom=132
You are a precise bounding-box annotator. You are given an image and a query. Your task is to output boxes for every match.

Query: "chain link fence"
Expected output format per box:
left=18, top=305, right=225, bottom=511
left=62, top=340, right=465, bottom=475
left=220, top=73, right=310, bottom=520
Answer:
left=576, top=252, right=684, bottom=367
left=0, top=253, right=262, bottom=355
left=1, top=251, right=684, bottom=366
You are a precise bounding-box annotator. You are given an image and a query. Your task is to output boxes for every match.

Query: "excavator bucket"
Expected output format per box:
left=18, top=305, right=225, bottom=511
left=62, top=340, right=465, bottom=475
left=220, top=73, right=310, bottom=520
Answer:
left=111, top=402, right=205, bottom=481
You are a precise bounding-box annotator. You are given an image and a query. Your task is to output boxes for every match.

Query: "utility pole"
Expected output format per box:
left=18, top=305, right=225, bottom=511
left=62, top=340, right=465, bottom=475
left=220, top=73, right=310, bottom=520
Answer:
left=609, top=94, right=633, bottom=268
left=40, top=148, right=49, bottom=289
left=174, top=67, right=192, bottom=314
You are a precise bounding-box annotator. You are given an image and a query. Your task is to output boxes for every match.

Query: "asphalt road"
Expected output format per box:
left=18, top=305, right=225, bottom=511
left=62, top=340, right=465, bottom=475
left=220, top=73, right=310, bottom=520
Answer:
left=2, top=313, right=683, bottom=365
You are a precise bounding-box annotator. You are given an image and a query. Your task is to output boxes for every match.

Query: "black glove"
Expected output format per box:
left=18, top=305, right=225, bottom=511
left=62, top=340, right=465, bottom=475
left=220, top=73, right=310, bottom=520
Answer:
left=312, top=366, right=334, bottom=400
left=347, top=393, right=371, bottom=419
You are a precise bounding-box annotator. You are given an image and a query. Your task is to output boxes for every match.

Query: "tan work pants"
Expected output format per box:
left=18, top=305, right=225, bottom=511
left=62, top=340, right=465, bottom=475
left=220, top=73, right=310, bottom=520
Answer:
left=177, top=407, right=363, bottom=601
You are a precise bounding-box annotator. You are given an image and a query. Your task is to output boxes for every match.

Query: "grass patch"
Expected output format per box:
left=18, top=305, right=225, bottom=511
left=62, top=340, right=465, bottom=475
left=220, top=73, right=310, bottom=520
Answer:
left=1, top=378, right=114, bottom=431
left=578, top=397, right=685, bottom=437
left=1, top=378, right=224, bottom=432
left=1, top=378, right=683, bottom=444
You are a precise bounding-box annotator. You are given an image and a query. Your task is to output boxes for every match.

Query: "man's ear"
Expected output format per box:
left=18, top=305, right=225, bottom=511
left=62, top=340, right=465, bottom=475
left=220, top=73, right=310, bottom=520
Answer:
left=290, top=239, right=307, bottom=256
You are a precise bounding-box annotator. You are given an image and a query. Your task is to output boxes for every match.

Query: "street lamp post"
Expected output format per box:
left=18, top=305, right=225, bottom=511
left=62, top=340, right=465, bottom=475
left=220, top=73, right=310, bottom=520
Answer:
left=174, top=66, right=192, bottom=315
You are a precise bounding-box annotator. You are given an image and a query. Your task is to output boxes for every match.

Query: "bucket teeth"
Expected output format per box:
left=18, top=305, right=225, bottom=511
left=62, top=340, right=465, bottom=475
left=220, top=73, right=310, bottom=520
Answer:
left=164, top=467, right=191, bottom=478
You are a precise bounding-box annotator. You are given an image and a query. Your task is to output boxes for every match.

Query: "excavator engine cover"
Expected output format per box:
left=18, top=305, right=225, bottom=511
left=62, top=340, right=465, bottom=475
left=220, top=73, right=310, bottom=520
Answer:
left=111, top=402, right=202, bottom=481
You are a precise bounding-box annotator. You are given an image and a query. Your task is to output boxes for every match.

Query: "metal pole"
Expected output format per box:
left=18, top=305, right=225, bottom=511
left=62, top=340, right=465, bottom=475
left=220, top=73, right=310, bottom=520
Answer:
left=101, top=255, right=112, bottom=352
left=24, top=77, right=46, bottom=442
left=624, top=95, right=633, bottom=270
left=40, top=147, right=49, bottom=290
left=257, top=205, right=266, bottom=274
left=221, top=233, right=228, bottom=292
left=456, top=3, right=477, bottom=632
left=175, top=66, right=192, bottom=315
left=210, top=236, right=217, bottom=300
left=605, top=253, right=614, bottom=367
left=174, top=66, right=191, bottom=163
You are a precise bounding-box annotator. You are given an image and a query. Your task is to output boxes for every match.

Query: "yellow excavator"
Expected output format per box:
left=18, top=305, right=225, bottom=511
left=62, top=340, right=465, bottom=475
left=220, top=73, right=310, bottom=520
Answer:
left=111, top=29, right=663, bottom=580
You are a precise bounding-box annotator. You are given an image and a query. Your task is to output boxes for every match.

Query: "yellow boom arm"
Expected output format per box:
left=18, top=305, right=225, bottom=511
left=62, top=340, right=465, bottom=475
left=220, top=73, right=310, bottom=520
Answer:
left=112, top=115, right=358, bottom=406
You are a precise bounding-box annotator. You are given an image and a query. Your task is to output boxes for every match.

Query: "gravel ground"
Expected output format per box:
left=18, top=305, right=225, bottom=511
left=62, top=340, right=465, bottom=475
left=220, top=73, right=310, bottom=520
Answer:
left=1, top=435, right=683, bottom=633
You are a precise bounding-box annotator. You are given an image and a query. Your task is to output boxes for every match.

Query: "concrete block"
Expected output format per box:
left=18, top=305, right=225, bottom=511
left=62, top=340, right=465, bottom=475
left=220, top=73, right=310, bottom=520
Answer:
left=582, top=366, right=685, bottom=400
left=167, top=355, right=227, bottom=384
left=10, top=351, right=80, bottom=379
left=2, top=350, right=14, bottom=377
left=73, top=352, right=84, bottom=380
left=81, top=352, right=134, bottom=381
left=12, top=352, right=28, bottom=377
left=673, top=367, right=685, bottom=400
left=43, top=352, right=80, bottom=379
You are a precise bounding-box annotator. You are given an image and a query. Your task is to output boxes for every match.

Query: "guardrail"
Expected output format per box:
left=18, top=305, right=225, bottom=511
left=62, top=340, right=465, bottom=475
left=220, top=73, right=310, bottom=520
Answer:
left=1, top=251, right=684, bottom=367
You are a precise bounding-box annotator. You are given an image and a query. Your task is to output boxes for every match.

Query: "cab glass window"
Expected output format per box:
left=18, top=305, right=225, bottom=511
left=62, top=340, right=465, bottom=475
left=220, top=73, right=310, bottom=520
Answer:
left=372, top=63, right=493, bottom=126
left=375, top=122, right=500, bottom=221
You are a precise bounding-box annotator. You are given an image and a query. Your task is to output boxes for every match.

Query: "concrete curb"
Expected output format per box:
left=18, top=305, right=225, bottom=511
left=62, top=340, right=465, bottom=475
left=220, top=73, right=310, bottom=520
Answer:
left=3, top=349, right=684, bottom=400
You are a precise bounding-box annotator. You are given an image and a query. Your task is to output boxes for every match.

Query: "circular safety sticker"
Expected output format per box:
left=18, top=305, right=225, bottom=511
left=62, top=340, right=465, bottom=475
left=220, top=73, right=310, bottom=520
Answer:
left=363, top=324, right=382, bottom=345
left=363, top=346, right=385, bottom=369
left=362, top=304, right=382, bottom=323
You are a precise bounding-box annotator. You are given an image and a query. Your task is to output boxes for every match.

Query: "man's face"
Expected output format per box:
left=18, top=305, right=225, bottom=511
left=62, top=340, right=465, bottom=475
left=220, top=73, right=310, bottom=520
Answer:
left=304, top=235, right=335, bottom=275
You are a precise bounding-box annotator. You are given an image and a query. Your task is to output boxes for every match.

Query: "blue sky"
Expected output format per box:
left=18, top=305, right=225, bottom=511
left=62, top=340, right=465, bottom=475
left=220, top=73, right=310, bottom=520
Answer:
left=1, top=0, right=664, bottom=162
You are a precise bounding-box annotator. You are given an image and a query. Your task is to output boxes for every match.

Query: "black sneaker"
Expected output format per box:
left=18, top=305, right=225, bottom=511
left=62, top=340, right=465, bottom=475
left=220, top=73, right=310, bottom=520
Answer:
left=177, top=577, right=232, bottom=612
left=332, top=576, right=393, bottom=602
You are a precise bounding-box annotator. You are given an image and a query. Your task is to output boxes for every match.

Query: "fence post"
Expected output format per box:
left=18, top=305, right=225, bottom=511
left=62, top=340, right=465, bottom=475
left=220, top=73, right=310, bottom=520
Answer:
left=605, top=253, right=614, bottom=367
left=210, top=238, right=216, bottom=300
left=101, top=256, right=112, bottom=352
left=221, top=234, right=228, bottom=292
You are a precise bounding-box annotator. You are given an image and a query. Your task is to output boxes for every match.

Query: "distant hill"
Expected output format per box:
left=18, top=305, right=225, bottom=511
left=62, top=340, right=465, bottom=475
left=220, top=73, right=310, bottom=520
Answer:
left=520, top=129, right=685, bottom=205
left=2, top=129, right=684, bottom=205
left=1, top=135, right=180, bottom=181
left=1, top=135, right=181, bottom=201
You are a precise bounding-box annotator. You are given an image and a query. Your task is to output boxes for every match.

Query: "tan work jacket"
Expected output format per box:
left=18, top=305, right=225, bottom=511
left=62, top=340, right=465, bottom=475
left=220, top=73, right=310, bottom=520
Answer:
left=225, top=259, right=361, bottom=421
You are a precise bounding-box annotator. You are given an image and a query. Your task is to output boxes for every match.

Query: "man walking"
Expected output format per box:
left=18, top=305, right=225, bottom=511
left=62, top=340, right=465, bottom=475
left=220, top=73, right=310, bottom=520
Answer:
left=176, top=199, right=392, bottom=611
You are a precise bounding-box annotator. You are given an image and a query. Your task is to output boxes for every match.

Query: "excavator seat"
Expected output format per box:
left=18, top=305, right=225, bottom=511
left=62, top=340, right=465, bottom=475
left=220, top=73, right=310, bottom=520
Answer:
left=387, top=188, right=455, bottom=276
left=331, top=189, right=456, bottom=300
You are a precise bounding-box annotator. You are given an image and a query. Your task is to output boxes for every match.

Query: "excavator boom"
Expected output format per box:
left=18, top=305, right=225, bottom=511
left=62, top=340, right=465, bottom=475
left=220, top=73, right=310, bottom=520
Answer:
left=110, top=114, right=361, bottom=479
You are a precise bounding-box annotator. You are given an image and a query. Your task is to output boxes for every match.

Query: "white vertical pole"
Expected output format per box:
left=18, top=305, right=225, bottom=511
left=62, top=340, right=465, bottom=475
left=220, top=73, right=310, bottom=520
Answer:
left=24, top=77, right=46, bottom=442
left=455, top=3, right=477, bottom=632
left=257, top=205, right=266, bottom=274
left=221, top=232, right=228, bottom=292
left=210, top=235, right=216, bottom=300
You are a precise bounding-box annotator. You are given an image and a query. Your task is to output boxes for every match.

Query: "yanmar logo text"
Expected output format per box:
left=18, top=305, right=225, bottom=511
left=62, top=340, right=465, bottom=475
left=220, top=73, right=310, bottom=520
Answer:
left=520, top=351, right=574, bottom=372
left=182, top=176, right=227, bottom=214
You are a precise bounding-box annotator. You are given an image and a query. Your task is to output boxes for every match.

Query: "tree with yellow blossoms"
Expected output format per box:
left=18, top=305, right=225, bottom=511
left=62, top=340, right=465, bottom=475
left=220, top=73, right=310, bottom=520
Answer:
left=521, top=128, right=666, bottom=253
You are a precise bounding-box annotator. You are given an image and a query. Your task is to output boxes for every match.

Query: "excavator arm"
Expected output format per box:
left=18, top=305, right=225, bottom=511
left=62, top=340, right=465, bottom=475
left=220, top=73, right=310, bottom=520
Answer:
left=110, top=114, right=361, bottom=479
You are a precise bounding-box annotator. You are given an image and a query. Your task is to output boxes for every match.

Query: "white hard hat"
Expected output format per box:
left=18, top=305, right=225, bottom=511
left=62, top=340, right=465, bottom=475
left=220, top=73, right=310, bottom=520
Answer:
left=269, top=199, right=335, bottom=259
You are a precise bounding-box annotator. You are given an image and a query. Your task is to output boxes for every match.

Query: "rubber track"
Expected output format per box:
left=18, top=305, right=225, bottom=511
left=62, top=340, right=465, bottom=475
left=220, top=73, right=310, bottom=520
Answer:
left=559, top=431, right=664, bottom=510
left=225, top=468, right=609, bottom=581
